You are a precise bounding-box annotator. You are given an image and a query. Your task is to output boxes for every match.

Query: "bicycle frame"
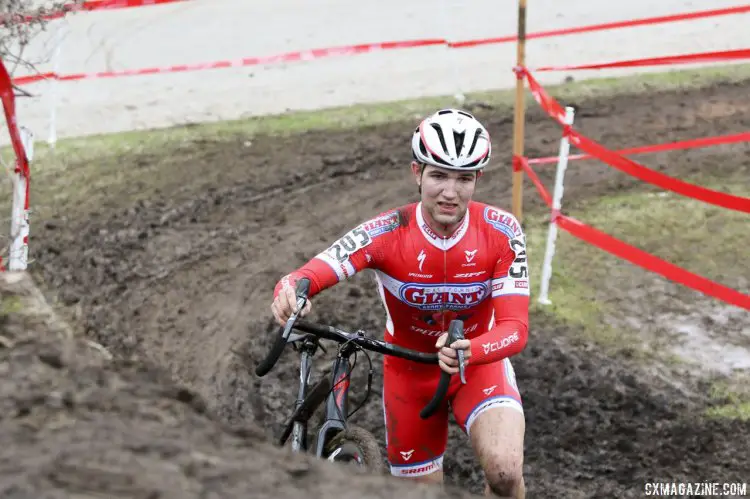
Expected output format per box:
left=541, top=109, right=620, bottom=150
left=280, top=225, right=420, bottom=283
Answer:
left=280, top=333, right=358, bottom=458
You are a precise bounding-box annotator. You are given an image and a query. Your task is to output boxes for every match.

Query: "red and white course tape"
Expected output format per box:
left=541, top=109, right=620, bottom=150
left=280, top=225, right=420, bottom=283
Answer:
left=11, top=5, right=750, bottom=86
left=527, top=132, right=750, bottom=165
left=0, top=60, right=32, bottom=272
left=518, top=67, right=750, bottom=214
left=517, top=155, right=750, bottom=310
left=535, top=48, right=750, bottom=72
left=12, top=39, right=447, bottom=86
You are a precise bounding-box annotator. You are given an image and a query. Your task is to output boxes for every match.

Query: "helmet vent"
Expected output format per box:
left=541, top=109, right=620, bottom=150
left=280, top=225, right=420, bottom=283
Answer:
left=467, top=129, right=482, bottom=157
left=430, top=123, right=450, bottom=155
left=453, top=131, right=466, bottom=156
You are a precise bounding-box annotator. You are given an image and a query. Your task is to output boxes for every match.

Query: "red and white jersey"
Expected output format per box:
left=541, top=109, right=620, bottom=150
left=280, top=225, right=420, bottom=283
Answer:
left=275, top=201, right=530, bottom=365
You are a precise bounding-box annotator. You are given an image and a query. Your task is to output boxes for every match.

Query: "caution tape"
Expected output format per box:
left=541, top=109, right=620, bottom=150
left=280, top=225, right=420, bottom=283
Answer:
left=519, top=67, right=750, bottom=214
left=10, top=5, right=750, bottom=85
left=449, top=5, right=750, bottom=48
left=535, top=48, right=750, bottom=72
left=516, top=156, right=750, bottom=310
left=12, top=39, right=447, bottom=86
left=527, top=132, right=750, bottom=165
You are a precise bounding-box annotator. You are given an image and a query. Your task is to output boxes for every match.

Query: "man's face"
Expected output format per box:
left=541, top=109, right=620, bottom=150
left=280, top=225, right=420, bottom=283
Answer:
left=412, top=162, right=480, bottom=226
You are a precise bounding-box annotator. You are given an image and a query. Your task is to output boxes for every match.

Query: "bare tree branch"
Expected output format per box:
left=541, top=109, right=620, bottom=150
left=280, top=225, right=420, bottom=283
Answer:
left=0, top=0, right=82, bottom=97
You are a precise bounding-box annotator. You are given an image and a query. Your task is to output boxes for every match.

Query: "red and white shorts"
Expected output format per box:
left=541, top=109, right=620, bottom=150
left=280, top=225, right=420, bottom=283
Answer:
left=381, top=356, right=523, bottom=477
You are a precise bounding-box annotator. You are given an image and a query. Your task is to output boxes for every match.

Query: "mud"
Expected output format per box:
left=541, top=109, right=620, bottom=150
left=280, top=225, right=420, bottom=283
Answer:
left=24, top=79, right=750, bottom=497
left=0, top=271, right=481, bottom=499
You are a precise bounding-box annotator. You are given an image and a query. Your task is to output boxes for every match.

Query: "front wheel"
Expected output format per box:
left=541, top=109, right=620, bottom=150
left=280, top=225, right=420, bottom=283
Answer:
left=324, top=425, right=383, bottom=474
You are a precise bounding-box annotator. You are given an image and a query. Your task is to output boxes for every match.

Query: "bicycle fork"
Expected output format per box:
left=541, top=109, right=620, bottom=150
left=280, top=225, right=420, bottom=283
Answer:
left=314, top=343, right=355, bottom=457
left=291, top=340, right=316, bottom=452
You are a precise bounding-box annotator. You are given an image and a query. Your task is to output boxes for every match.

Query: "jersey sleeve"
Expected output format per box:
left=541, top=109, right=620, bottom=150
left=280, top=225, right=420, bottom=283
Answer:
left=468, top=222, right=530, bottom=365
left=273, top=210, right=401, bottom=299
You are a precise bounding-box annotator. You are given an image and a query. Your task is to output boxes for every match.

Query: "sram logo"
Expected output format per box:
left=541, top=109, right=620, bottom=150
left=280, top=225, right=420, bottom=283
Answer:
left=399, top=283, right=489, bottom=311
left=482, top=332, right=519, bottom=355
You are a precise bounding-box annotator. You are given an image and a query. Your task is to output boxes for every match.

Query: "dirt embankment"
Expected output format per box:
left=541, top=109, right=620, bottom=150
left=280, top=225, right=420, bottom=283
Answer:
left=0, top=271, right=479, bottom=499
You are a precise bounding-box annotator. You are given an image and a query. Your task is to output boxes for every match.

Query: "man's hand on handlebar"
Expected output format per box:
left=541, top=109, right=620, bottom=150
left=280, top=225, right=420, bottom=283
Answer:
left=271, top=275, right=312, bottom=327
left=435, top=332, right=471, bottom=375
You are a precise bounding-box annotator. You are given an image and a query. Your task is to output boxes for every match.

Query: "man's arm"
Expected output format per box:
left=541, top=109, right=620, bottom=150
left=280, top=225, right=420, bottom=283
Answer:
left=273, top=212, right=397, bottom=299
left=467, top=233, right=530, bottom=365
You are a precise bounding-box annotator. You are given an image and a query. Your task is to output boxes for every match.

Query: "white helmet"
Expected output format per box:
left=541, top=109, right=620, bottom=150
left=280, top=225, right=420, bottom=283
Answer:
left=411, top=108, right=491, bottom=171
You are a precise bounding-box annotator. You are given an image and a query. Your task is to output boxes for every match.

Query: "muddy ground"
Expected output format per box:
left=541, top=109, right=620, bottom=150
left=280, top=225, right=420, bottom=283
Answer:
left=18, top=78, right=750, bottom=497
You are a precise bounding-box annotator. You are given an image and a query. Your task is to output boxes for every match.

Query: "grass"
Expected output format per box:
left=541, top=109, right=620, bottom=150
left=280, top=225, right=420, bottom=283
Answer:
left=564, top=174, right=749, bottom=287
left=522, top=165, right=749, bottom=416
left=706, top=375, right=750, bottom=421
left=525, top=170, right=749, bottom=334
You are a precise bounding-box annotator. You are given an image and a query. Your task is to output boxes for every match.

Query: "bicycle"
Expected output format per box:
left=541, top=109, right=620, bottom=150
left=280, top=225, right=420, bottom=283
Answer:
left=254, top=277, right=466, bottom=473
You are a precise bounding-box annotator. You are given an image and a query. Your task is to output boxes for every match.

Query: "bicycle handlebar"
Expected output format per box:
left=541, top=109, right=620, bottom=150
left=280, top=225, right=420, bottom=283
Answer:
left=254, top=277, right=311, bottom=377
left=254, top=277, right=463, bottom=419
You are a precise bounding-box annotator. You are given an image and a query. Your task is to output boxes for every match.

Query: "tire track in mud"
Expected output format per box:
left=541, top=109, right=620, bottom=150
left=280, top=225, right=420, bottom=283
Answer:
left=31, top=80, right=750, bottom=497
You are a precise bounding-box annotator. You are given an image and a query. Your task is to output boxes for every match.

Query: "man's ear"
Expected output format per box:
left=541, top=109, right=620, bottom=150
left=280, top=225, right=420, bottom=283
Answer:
left=411, top=161, right=423, bottom=185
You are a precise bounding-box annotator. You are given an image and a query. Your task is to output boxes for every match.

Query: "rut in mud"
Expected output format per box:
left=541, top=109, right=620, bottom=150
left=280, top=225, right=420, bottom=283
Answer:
left=29, top=79, right=750, bottom=497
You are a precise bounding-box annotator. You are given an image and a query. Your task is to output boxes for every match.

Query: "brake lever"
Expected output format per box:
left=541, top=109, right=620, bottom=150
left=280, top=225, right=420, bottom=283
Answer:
left=448, top=320, right=467, bottom=385
left=280, top=278, right=311, bottom=344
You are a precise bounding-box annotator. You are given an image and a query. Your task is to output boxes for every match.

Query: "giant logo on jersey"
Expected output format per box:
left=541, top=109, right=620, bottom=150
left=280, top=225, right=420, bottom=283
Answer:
left=362, top=211, right=400, bottom=238
left=483, top=207, right=522, bottom=239
left=398, top=282, right=490, bottom=311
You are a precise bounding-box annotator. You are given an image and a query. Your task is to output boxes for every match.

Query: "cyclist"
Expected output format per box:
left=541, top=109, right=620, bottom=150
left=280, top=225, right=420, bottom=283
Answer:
left=270, top=108, right=529, bottom=499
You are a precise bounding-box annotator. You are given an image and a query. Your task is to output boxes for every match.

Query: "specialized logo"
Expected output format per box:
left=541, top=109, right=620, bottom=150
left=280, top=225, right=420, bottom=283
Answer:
left=483, top=385, right=497, bottom=396
left=417, top=249, right=427, bottom=271
left=484, top=207, right=522, bottom=239
left=408, top=272, right=433, bottom=278
left=464, top=249, right=477, bottom=262
left=400, top=450, right=415, bottom=461
left=482, top=331, right=520, bottom=355
left=399, top=282, right=489, bottom=311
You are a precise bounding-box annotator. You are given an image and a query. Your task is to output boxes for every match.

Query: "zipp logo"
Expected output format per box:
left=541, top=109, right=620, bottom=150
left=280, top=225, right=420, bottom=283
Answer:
left=400, top=450, right=415, bottom=461
left=482, top=332, right=519, bottom=355
left=483, top=385, right=497, bottom=396
left=464, top=249, right=478, bottom=262
left=417, top=249, right=427, bottom=272
left=454, top=271, right=486, bottom=278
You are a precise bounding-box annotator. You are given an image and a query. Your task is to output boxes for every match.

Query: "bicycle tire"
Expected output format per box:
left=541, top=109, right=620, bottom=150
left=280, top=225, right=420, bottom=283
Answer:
left=324, top=425, right=384, bottom=474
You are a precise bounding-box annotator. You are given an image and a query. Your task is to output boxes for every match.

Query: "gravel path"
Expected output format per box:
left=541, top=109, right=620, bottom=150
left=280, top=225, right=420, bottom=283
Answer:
left=7, top=0, right=750, bottom=143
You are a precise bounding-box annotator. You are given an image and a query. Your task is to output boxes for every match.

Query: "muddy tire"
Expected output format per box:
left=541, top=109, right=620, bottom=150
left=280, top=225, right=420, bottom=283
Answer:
left=324, top=425, right=384, bottom=474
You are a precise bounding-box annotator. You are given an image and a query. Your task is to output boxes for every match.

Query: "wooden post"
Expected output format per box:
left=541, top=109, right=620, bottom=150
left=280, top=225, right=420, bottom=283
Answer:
left=511, top=0, right=528, bottom=222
